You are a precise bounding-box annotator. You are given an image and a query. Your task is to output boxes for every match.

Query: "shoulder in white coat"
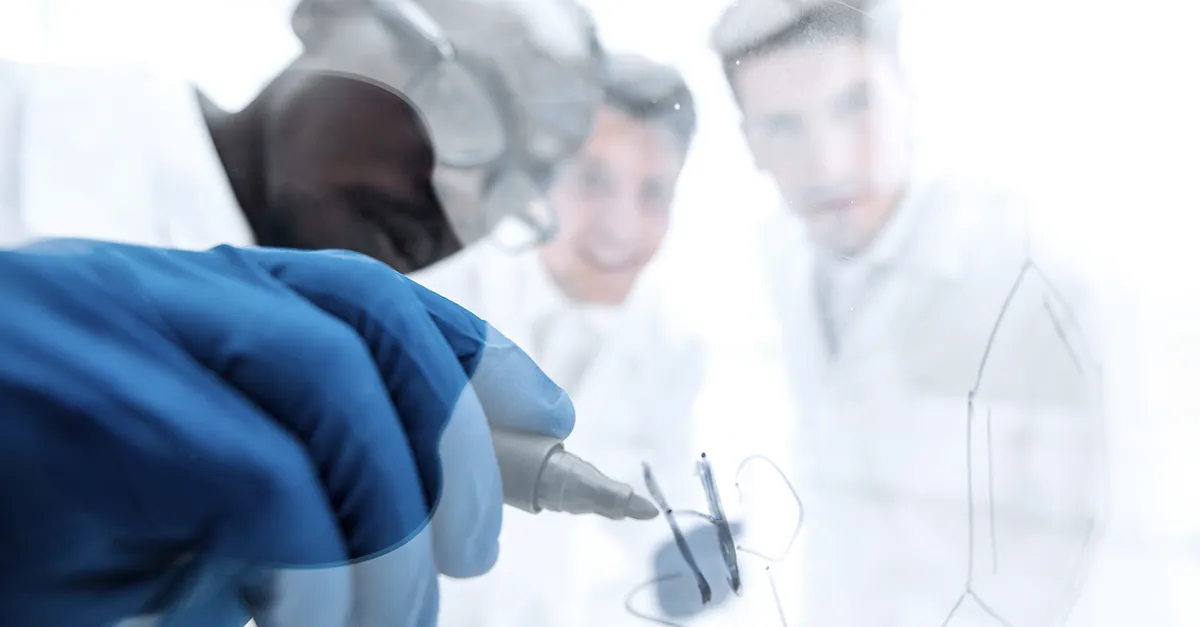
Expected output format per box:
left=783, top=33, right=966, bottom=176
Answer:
left=0, top=59, right=253, bottom=250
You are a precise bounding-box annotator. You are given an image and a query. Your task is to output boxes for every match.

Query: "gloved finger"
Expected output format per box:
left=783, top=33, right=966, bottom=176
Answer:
left=408, top=279, right=575, bottom=438
left=242, top=247, right=504, bottom=578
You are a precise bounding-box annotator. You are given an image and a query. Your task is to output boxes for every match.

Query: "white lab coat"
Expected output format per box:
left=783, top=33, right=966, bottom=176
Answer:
left=0, top=60, right=255, bottom=249
left=412, top=241, right=706, bottom=627
left=754, top=178, right=1109, bottom=627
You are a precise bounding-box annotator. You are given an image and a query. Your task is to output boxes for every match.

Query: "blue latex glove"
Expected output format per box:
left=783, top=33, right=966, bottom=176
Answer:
left=0, top=240, right=574, bottom=627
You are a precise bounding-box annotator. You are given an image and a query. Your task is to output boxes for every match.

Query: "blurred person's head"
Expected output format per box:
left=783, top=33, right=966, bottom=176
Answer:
left=538, top=54, right=696, bottom=305
left=204, top=0, right=604, bottom=273
left=713, top=0, right=911, bottom=257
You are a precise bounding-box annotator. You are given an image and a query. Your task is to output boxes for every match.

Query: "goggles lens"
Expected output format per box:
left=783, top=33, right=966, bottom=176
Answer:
left=483, top=170, right=558, bottom=252
left=406, top=61, right=507, bottom=168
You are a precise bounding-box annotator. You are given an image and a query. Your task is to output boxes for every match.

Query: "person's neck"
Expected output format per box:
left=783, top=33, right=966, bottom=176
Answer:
left=537, top=253, right=632, bottom=307
left=199, top=89, right=267, bottom=223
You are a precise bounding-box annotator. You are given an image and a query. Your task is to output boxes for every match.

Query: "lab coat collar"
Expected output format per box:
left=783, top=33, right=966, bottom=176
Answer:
left=764, top=172, right=997, bottom=369
left=474, top=243, right=629, bottom=343
left=513, top=247, right=579, bottom=327
left=812, top=173, right=979, bottom=282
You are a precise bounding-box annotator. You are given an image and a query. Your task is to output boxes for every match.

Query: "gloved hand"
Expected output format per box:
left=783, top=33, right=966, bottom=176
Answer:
left=0, top=239, right=575, bottom=627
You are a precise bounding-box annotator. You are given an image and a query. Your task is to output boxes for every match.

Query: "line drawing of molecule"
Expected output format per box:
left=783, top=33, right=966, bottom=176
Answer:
left=942, top=219, right=1109, bottom=627
left=624, top=202, right=1110, bottom=627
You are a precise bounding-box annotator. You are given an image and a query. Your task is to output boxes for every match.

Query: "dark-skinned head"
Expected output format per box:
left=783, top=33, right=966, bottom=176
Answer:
left=204, top=0, right=463, bottom=273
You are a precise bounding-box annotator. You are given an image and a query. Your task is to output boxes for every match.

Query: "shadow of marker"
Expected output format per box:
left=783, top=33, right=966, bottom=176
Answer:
left=651, top=522, right=743, bottom=618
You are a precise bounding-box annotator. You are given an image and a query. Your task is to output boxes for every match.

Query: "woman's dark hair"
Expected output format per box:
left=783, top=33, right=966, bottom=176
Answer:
left=601, top=53, right=698, bottom=154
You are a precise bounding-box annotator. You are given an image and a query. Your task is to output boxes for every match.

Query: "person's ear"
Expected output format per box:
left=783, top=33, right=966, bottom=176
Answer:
left=291, top=0, right=370, bottom=50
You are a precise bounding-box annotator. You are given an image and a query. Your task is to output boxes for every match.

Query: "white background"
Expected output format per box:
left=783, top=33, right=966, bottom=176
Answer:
left=3, top=0, right=1199, bottom=621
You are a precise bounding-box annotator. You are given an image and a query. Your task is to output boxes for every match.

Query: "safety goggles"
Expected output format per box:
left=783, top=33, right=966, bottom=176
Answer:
left=372, top=0, right=507, bottom=169
left=370, top=0, right=603, bottom=251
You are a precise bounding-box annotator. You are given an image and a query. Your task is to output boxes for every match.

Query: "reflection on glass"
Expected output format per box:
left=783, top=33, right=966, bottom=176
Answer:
left=628, top=455, right=803, bottom=626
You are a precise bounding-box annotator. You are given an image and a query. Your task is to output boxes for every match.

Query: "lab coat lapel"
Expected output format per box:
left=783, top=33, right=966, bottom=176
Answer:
left=564, top=290, right=645, bottom=445
left=579, top=292, right=645, bottom=393
left=762, top=213, right=830, bottom=404
left=146, top=81, right=255, bottom=250
left=825, top=185, right=978, bottom=367
left=834, top=263, right=946, bottom=366
left=559, top=268, right=703, bottom=476
left=474, top=245, right=546, bottom=351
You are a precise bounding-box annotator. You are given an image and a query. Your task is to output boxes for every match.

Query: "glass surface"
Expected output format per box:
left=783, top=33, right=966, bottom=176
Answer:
left=1, top=1, right=1197, bottom=626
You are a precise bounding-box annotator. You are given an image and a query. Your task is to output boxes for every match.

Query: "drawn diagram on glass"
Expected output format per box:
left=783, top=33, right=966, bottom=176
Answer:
left=624, top=454, right=804, bottom=627
left=625, top=219, right=1108, bottom=626
left=941, top=254, right=1108, bottom=627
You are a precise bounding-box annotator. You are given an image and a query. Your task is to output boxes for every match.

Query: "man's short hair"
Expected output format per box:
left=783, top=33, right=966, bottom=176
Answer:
left=600, top=54, right=698, bottom=155
left=714, top=0, right=900, bottom=97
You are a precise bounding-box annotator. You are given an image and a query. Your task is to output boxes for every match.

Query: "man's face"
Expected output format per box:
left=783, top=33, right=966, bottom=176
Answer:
left=538, top=106, right=686, bottom=305
left=735, top=38, right=912, bottom=256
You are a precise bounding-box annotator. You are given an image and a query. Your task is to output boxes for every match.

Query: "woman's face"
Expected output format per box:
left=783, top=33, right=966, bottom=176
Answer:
left=538, top=106, right=687, bottom=305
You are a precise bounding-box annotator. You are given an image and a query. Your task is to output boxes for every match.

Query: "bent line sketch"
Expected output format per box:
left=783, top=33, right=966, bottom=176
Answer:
left=626, top=574, right=690, bottom=627
left=944, top=247, right=1107, bottom=627
left=987, top=408, right=998, bottom=574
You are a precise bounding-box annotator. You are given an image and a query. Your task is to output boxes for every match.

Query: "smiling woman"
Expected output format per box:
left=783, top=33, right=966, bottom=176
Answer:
left=537, top=53, right=697, bottom=305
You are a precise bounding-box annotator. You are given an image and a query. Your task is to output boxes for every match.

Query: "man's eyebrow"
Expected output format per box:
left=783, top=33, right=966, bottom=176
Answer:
left=834, top=79, right=872, bottom=102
